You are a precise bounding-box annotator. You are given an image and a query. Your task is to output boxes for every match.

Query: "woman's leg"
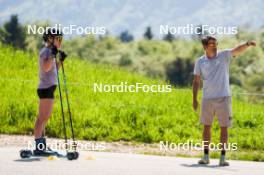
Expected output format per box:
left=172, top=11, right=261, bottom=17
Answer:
left=34, top=99, right=54, bottom=139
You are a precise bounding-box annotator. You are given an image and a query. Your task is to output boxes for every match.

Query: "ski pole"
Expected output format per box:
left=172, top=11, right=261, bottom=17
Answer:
left=55, top=59, right=68, bottom=152
left=61, top=62, right=76, bottom=150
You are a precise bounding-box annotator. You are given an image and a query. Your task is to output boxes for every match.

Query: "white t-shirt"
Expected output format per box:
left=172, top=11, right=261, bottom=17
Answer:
left=193, top=49, right=232, bottom=100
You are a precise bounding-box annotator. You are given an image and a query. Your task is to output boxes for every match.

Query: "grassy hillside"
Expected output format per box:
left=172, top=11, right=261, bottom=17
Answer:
left=0, top=45, right=264, bottom=160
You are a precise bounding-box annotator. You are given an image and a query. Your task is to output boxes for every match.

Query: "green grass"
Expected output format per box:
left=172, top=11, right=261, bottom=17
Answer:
left=0, top=45, right=264, bottom=161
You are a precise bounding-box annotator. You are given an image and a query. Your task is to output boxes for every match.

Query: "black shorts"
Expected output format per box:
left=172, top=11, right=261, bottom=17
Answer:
left=37, top=85, right=57, bottom=99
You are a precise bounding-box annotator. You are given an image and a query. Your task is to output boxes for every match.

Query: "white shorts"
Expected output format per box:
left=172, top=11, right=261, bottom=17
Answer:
left=200, top=96, right=232, bottom=127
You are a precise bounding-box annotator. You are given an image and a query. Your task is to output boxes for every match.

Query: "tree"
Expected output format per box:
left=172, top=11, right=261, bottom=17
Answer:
left=119, top=30, right=134, bottom=42
left=163, top=31, right=175, bottom=42
left=0, top=14, right=26, bottom=49
left=166, top=57, right=194, bottom=86
left=144, top=26, right=153, bottom=40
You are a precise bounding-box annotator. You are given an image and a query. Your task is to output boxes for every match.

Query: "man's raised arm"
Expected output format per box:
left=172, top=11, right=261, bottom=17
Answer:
left=231, top=40, right=256, bottom=57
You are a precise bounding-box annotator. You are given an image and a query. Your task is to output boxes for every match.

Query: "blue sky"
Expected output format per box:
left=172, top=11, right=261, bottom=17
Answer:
left=0, top=0, right=263, bottom=38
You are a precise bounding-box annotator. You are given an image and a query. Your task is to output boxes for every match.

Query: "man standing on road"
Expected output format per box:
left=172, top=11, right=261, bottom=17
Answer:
left=192, top=35, right=256, bottom=166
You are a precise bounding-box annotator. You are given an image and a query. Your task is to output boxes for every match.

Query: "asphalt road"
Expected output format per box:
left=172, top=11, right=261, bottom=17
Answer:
left=0, top=147, right=263, bottom=175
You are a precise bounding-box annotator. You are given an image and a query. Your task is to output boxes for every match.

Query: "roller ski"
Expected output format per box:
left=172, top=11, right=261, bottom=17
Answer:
left=20, top=137, right=78, bottom=160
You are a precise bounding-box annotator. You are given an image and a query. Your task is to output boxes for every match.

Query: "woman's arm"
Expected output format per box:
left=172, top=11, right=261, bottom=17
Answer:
left=43, top=57, right=54, bottom=72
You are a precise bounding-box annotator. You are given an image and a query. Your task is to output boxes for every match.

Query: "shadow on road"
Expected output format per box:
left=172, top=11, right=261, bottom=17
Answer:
left=180, top=164, right=237, bottom=172
left=14, top=158, right=41, bottom=162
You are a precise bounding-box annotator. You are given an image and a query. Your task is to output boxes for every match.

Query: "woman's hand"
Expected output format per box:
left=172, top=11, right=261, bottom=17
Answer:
left=59, top=50, right=67, bottom=62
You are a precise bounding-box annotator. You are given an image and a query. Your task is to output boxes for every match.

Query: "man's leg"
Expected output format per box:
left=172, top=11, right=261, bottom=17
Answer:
left=203, top=125, right=211, bottom=152
left=198, top=98, right=213, bottom=164
left=219, top=126, right=229, bottom=166
left=199, top=125, right=211, bottom=164
left=215, top=97, right=231, bottom=166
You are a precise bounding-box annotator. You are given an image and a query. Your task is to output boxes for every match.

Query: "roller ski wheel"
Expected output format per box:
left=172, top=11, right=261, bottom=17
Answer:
left=67, top=151, right=79, bottom=160
left=74, top=152, right=79, bottom=159
left=20, top=149, right=33, bottom=158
